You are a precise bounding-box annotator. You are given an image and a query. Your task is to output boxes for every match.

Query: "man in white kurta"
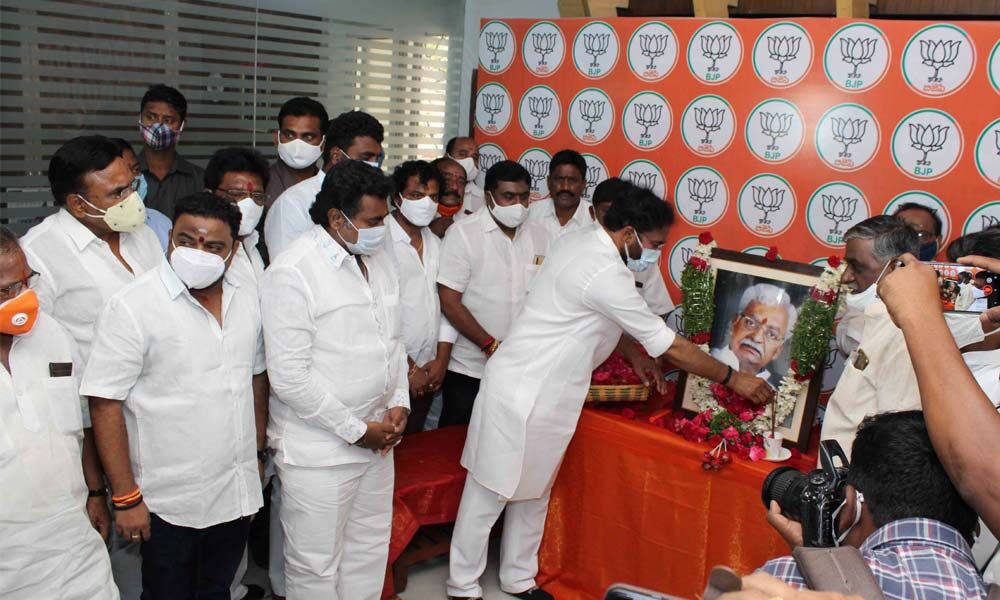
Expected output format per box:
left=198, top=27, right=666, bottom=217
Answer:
left=447, top=184, right=773, bottom=600
left=0, top=230, right=118, bottom=599
left=261, top=160, right=407, bottom=599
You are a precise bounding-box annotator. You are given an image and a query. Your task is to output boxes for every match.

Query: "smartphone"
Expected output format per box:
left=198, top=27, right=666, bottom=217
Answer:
left=925, top=262, right=999, bottom=313
left=605, top=583, right=686, bottom=600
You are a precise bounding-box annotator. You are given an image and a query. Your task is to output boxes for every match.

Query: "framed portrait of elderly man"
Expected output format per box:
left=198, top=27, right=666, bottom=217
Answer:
left=675, top=249, right=826, bottom=450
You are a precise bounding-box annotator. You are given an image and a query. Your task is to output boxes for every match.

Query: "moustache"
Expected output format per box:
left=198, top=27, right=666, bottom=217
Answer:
left=739, top=339, right=764, bottom=359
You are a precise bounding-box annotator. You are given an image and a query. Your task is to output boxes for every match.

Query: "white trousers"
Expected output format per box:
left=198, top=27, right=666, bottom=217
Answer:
left=447, top=475, right=551, bottom=598
left=269, top=474, right=287, bottom=596
left=278, top=453, right=394, bottom=600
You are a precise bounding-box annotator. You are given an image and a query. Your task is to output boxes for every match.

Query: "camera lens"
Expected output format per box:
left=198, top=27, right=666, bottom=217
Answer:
left=761, top=466, right=806, bottom=522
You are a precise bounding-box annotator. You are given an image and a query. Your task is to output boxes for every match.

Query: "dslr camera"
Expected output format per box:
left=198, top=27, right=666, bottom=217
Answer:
left=761, top=440, right=850, bottom=547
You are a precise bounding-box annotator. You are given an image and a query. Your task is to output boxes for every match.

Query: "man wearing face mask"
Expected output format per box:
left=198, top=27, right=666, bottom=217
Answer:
left=447, top=183, right=773, bottom=600
left=111, top=137, right=172, bottom=251
left=822, top=216, right=988, bottom=458
left=445, top=136, right=484, bottom=219
left=261, top=160, right=407, bottom=599
left=137, top=84, right=204, bottom=219
left=268, top=97, right=329, bottom=203
left=205, top=147, right=270, bottom=286
left=526, top=149, right=593, bottom=243
left=436, top=161, right=550, bottom=429
left=0, top=228, right=119, bottom=599
left=82, top=193, right=267, bottom=599
left=386, top=161, right=455, bottom=433
left=429, top=156, right=469, bottom=239
left=264, top=110, right=385, bottom=259
left=762, top=411, right=987, bottom=599
left=894, top=202, right=943, bottom=262
left=21, top=136, right=164, bottom=564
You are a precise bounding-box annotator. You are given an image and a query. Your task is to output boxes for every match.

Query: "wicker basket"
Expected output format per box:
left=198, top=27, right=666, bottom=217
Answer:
left=585, top=384, right=650, bottom=403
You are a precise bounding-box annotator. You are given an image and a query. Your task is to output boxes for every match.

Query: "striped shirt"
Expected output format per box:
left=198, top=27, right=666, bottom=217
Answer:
left=761, top=518, right=987, bottom=599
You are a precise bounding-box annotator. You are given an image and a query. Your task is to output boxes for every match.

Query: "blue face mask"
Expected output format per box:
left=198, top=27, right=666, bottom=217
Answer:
left=135, top=174, right=148, bottom=202
left=626, top=230, right=661, bottom=273
left=918, top=240, right=939, bottom=261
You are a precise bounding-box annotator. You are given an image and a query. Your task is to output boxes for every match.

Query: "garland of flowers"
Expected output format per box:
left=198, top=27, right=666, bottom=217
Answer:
left=673, top=232, right=846, bottom=468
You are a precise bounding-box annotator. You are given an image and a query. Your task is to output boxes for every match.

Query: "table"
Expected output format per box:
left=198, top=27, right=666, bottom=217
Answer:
left=537, top=409, right=815, bottom=600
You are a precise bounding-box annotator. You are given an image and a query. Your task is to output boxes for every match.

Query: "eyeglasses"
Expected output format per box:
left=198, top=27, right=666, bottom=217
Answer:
left=739, top=314, right=784, bottom=344
left=0, top=270, right=39, bottom=301
left=77, top=178, right=139, bottom=205
left=218, top=189, right=269, bottom=205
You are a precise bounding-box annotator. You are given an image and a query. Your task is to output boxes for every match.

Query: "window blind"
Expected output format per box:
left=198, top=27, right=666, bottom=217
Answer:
left=0, top=0, right=463, bottom=232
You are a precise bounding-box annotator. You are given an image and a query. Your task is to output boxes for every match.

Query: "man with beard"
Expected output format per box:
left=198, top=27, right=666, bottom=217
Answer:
left=710, top=284, right=797, bottom=388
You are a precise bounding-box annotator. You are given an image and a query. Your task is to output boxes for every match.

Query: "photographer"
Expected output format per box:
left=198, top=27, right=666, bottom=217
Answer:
left=762, top=411, right=987, bottom=599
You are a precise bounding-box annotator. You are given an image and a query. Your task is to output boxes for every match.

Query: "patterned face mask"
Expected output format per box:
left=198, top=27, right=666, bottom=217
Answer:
left=139, top=120, right=183, bottom=151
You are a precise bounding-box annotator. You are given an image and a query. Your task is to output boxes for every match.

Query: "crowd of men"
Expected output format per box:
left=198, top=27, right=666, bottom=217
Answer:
left=1, top=82, right=998, bottom=600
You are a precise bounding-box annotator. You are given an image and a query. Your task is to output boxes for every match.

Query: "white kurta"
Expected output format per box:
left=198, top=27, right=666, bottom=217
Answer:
left=0, top=313, right=117, bottom=599
left=462, top=227, right=675, bottom=501
left=263, top=170, right=324, bottom=259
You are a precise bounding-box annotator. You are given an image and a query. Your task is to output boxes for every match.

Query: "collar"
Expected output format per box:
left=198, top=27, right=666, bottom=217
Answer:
left=310, top=224, right=351, bottom=269
left=56, top=208, right=103, bottom=251
left=477, top=205, right=501, bottom=234
left=388, top=212, right=413, bottom=247
left=138, top=151, right=198, bottom=177
left=860, top=518, right=975, bottom=560
left=159, top=255, right=239, bottom=300
left=545, top=198, right=592, bottom=226
left=595, top=225, right=619, bottom=253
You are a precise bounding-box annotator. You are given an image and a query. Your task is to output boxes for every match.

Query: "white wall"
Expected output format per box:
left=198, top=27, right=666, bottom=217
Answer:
left=459, top=0, right=560, bottom=135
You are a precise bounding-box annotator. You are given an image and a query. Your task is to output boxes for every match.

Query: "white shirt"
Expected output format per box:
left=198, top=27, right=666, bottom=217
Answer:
left=526, top=198, right=594, bottom=244
left=0, top=313, right=87, bottom=523
left=710, top=346, right=773, bottom=386
left=456, top=182, right=485, bottom=222
left=21, top=209, right=164, bottom=364
left=437, top=207, right=549, bottom=379
left=261, top=226, right=409, bottom=468
left=970, top=286, right=989, bottom=313
left=463, top=226, right=675, bottom=500
left=956, top=283, right=977, bottom=312
left=385, top=215, right=442, bottom=366
left=633, top=264, right=674, bottom=316
left=821, top=303, right=986, bottom=458
left=80, top=262, right=265, bottom=529
left=835, top=304, right=866, bottom=358
left=231, top=231, right=265, bottom=290
left=263, top=170, right=324, bottom=259
left=965, top=349, right=1000, bottom=408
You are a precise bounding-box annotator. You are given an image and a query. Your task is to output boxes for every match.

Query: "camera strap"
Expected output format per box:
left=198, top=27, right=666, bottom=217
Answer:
left=792, top=546, right=886, bottom=600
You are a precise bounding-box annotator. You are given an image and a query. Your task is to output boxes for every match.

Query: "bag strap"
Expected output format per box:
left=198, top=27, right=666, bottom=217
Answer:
left=793, top=546, right=886, bottom=600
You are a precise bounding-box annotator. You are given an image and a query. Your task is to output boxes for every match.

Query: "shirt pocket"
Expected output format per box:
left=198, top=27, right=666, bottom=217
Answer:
left=45, top=378, right=84, bottom=435
left=525, top=263, right=542, bottom=292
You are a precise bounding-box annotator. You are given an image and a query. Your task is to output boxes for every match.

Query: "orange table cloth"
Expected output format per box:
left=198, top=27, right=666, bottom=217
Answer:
left=383, top=425, right=469, bottom=599
left=538, top=409, right=815, bottom=600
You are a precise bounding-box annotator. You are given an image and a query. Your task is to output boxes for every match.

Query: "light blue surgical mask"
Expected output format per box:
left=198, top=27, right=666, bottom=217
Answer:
left=626, top=230, right=661, bottom=273
left=136, top=173, right=148, bottom=202
left=337, top=213, right=386, bottom=256
left=339, top=147, right=383, bottom=170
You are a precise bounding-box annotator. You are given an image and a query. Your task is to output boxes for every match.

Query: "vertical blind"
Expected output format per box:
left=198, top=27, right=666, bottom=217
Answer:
left=0, top=0, right=463, bottom=232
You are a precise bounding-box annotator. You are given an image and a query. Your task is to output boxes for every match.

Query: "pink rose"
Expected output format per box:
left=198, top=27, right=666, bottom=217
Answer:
left=749, top=445, right=766, bottom=461
left=738, top=411, right=754, bottom=422
left=722, top=426, right=739, bottom=441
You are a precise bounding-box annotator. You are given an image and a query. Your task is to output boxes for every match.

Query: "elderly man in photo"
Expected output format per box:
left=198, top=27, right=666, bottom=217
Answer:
left=711, top=284, right=797, bottom=388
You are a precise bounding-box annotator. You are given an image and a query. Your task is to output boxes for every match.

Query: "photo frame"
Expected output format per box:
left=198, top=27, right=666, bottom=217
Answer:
left=674, top=249, right=825, bottom=451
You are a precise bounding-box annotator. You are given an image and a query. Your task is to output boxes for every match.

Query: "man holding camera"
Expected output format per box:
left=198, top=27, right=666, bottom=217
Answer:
left=762, top=411, right=988, bottom=599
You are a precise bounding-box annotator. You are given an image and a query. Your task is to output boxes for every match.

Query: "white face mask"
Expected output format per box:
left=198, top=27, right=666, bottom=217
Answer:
left=832, top=490, right=865, bottom=547
left=169, top=244, right=231, bottom=290
left=338, top=213, right=386, bottom=256
left=236, top=198, right=264, bottom=237
left=843, top=260, right=893, bottom=311
left=277, top=136, right=323, bottom=170
left=487, top=191, right=527, bottom=228
left=449, top=154, right=479, bottom=182
left=80, top=190, right=146, bottom=233
left=339, top=147, right=382, bottom=170
left=397, top=193, right=439, bottom=227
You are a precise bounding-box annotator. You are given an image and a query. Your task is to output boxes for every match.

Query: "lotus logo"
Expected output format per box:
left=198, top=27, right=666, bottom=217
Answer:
left=485, top=31, right=508, bottom=66
left=634, top=104, right=663, bottom=140
left=995, top=130, right=1000, bottom=155
left=700, top=34, right=732, bottom=72
left=628, top=171, right=658, bottom=191
left=531, top=32, right=557, bottom=66
left=767, top=35, right=801, bottom=75
left=523, top=159, right=549, bottom=192
left=694, top=107, right=725, bottom=145
left=822, top=195, right=859, bottom=234
left=824, top=344, right=838, bottom=370
left=984, top=215, right=1000, bottom=229
left=481, top=94, right=504, bottom=125
left=687, top=178, right=718, bottom=216
left=639, top=34, right=669, bottom=70
left=528, top=96, right=552, bottom=129
left=681, top=247, right=694, bottom=264
left=919, top=39, right=961, bottom=83
left=840, top=37, right=878, bottom=79
left=584, top=165, right=602, bottom=197
left=831, top=117, right=868, bottom=158
left=908, top=123, right=950, bottom=166
left=479, top=153, right=501, bottom=173
left=583, top=33, right=610, bottom=68
left=752, top=186, right=784, bottom=225
left=760, top=112, right=793, bottom=151
left=579, top=100, right=606, bottom=134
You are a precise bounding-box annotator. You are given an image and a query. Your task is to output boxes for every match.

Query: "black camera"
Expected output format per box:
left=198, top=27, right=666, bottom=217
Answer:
left=761, top=440, right=850, bottom=548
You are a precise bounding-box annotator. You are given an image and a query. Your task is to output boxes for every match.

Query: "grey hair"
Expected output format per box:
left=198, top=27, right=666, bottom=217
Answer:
left=0, top=227, right=20, bottom=255
left=843, top=215, right=920, bottom=263
left=738, top=283, right=798, bottom=340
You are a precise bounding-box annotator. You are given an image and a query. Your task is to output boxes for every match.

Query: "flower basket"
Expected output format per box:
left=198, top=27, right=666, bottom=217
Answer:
left=586, top=384, right=650, bottom=403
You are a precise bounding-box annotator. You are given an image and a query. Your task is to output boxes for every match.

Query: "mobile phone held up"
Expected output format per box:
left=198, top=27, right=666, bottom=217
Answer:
left=925, top=262, right=1000, bottom=313
left=605, top=584, right=686, bottom=600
